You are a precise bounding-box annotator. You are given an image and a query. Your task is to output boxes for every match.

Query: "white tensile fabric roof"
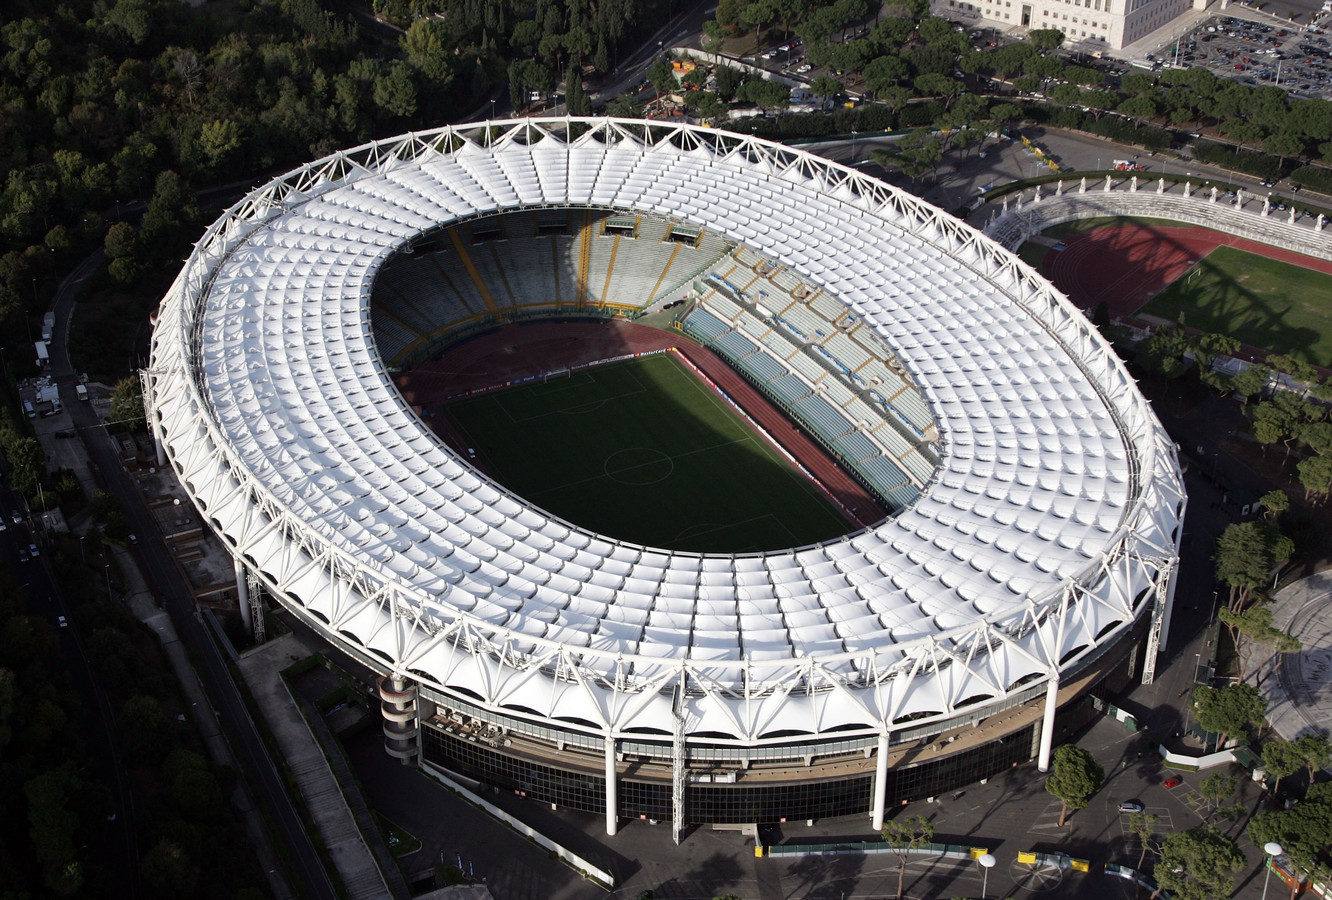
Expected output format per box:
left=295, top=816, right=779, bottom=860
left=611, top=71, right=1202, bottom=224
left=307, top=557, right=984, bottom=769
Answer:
left=149, top=119, right=1183, bottom=742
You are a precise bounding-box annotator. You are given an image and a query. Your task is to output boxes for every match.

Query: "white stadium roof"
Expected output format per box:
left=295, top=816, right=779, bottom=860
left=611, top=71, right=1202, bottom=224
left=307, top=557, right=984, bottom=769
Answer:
left=149, top=118, right=1183, bottom=743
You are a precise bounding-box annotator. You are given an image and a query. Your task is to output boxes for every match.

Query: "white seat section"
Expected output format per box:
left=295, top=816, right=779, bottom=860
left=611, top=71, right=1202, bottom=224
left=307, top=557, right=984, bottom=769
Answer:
left=154, top=119, right=1182, bottom=745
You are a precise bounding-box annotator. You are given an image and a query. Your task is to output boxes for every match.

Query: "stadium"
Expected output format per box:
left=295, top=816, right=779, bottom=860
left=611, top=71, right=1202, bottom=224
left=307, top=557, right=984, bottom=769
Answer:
left=146, top=117, right=1185, bottom=836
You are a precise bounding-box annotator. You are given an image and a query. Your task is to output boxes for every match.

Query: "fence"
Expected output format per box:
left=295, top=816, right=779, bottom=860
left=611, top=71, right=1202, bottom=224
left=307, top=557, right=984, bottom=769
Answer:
left=759, top=840, right=990, bottom=860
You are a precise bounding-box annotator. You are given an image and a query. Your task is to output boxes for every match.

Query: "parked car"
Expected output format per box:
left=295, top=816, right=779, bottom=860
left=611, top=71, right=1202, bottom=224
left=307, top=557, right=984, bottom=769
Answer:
left=29, top=542, right=39, bottom=557
left=57, top=616, right=67, bottom=629
left=1118, top=800, right=1145, bottom=812
left=1163, top=775, right=1183, bottom=788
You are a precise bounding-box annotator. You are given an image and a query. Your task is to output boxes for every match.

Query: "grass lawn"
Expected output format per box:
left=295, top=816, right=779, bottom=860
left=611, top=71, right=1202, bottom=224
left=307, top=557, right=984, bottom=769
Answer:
left=1018, top=242, right=1049, bottom=269
left=1139, top=245, right=1332, bottom=367
left=441, top=353, right=849, bottom=552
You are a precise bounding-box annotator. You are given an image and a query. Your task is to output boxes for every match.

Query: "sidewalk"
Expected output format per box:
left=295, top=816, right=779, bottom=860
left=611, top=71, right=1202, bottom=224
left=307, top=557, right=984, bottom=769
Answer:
left=236, top=634, right=394, bottom=900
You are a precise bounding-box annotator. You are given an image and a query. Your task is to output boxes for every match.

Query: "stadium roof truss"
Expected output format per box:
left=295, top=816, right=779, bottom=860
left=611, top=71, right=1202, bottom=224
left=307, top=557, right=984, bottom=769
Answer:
left=148, top=118, right=1184, bottom=747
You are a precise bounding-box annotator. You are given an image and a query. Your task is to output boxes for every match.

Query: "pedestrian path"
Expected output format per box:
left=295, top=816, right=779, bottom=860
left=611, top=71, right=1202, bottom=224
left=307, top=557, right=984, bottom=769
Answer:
left=238, top=636, right=392, bottom=900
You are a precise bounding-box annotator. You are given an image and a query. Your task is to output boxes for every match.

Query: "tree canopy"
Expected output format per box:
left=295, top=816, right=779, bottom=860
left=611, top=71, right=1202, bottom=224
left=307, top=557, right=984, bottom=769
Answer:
left=881, top=813, right=935, bottom=900
left=1155, top=824, right=1246, bottom=900
left=1044, top=744, right=1104, bottom=826
left=1190, top=683, right=1267, bottom=746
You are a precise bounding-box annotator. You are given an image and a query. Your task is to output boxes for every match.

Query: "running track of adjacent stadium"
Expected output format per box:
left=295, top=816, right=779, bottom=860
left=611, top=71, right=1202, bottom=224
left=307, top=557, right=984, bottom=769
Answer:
left=1040, top=223, right=1332, bottom=325
left=395, top=320, right=888, bottom=530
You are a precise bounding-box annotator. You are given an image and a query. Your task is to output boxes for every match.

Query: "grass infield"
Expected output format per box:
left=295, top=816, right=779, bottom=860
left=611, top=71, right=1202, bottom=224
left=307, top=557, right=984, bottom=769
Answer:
left=1140, top=245, right=1332, bottom=367
left=440, top=353, right=849, bottom=553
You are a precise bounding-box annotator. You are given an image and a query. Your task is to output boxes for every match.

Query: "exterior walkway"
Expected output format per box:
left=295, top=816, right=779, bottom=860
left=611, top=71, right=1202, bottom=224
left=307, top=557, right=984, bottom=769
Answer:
left=237, top=635, right=393, bottom=900
left=1252, top=572, right=1332, bottom=744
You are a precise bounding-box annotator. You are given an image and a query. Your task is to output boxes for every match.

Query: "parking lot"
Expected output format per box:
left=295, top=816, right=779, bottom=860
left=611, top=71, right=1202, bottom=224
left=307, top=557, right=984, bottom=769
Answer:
left=1144, top=13, right=1332, bottom=99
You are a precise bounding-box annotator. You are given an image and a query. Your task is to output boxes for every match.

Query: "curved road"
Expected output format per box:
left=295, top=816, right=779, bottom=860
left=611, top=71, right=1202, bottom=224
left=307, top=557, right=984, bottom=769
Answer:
left=48, top=252, right=336, bottom=900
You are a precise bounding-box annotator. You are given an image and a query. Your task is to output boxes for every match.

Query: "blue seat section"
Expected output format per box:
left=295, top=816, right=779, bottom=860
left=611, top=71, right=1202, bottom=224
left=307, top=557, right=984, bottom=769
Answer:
left=769, top=373, right=812, bottom=404
left=681, top=307, right=728, bottom=342
left=884, top=481, right=921, bottom=508
left=713, top=330, right=758, bottom=359
left=738, top=351, right=787, bottom=383
left=793, top=394, right=854, bottom=441
left=833, top=430, right=878, bottom=463
left=857, top=455, right=909, bottom=492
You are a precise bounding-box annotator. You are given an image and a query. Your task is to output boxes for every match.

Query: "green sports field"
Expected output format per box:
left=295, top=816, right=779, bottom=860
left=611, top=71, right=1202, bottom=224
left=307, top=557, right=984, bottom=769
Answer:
left=1140, top=246, right=1332, bottom=367
left=440, top=353, right=849, bottom=552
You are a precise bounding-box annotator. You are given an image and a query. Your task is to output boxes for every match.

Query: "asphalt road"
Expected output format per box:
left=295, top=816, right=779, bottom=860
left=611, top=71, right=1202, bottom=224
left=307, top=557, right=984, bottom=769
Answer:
left=47, top=255, right=337, bottom=900
left=800, top=122, right=1316, bottom=219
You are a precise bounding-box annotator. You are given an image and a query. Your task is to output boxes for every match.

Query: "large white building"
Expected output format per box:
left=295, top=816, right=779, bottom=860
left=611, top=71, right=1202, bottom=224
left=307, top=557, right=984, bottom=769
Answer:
left=146, top=118, right=1184, bottom=837
left=938, top=0, right=1207, bottom=50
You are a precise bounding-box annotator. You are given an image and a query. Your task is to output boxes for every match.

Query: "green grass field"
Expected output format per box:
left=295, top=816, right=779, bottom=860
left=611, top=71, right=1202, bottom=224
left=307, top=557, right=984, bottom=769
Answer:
left=441, top=354, right=849, bottom=552
left=1140, top=246, right=1332, bottom=367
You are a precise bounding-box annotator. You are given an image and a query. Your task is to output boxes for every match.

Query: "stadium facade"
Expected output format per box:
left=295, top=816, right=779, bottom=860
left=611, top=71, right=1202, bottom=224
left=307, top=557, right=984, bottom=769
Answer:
left=146, top=118, right=1184, bottom=837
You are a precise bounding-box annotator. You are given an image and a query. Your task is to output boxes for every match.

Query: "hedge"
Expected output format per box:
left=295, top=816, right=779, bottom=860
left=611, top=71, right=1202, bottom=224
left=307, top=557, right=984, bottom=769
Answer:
left=1190, top=140, right=1284, bottom=180
left=1291, top=165, right=1332, bottom=195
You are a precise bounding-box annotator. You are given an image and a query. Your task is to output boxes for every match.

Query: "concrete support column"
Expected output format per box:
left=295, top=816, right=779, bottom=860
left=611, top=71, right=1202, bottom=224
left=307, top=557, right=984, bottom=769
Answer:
left=1037, top=674, right=1060, bottom=772
left=235, top=556, right=252, bottom=632
left=871, top=730, right=891, bottom=832
left=604, top=734, right=618, bottom=836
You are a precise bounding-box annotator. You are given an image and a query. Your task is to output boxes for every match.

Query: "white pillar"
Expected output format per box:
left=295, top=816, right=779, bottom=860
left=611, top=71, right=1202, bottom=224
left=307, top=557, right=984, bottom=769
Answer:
left=871, top=730, right=891, bottom=832
left=235, top=556, right=252, bottom=632
left=1037, top=674, right=1060, bottom=772
left=604, top=734, right=618, bottom=836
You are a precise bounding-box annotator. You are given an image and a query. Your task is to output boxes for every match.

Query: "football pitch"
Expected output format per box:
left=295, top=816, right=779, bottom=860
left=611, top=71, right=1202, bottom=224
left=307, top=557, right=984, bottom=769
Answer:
left=440, top=353, right=850, bottom=552
left=1139, top=245, right=1332, bottom=367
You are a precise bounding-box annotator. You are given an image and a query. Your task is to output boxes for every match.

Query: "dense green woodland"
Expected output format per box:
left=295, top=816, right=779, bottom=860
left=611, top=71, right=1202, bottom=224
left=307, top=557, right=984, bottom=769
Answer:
left=0, top=0, right=671, bottom=366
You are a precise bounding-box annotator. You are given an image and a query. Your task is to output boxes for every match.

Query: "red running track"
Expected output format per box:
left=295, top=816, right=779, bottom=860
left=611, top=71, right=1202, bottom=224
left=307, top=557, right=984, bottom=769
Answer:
left=1041, top=223, right=1332, bottom=324
left=395, top=319, right=886, bottom=529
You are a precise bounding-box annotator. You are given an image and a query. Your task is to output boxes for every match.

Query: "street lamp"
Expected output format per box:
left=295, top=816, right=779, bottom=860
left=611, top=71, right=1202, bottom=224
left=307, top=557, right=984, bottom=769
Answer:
left=978, top=852, right=996, bottom=899
left=104, top=564, right=111, bottom=601
left=79, top=535, right=85, bottom=564
left=1263, top=842, right=1283, bottom=900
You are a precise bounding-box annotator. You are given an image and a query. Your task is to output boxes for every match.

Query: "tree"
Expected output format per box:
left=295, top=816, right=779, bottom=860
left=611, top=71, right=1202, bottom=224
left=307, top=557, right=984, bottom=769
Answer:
left=647, top=57, right=676, bottom=93
left=1231, top=363, right=1270, bottom=402
left=1294, top=733, right=1332, bottom=781
left=604, top=94, right=645, bottom=118
left=715, top=65, right=745, bottom=102
left=1262, top=737, right=1304, bottom=794
left=565, top=67, right=591, bottom=116
left=1217, top=604, right=1299, bottom=682
left=1250, top=781, right=1332, bottom=879
left=739, top=79, right=790, bottom=114
left=1155, top=824, right=1245, bottom=900
left=1129, top=810, right=1159, bottom=868
left=881, top=814, right=934, bottom=900
left=1298, top=454, right=1332, bottom=504
left=110, top=377, right=144, bottom=429
left=1027, top=28, right=1066, bottom=52
left=1045, top=744, right=1104, bottom=826
left=1196, top=771, right=1238, bottom=823
left=1190, top=683, right=1266, bottom=747
left=1213, top=521, right=1294, bottom=614
left=809, top=74, right=842, bottom=110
